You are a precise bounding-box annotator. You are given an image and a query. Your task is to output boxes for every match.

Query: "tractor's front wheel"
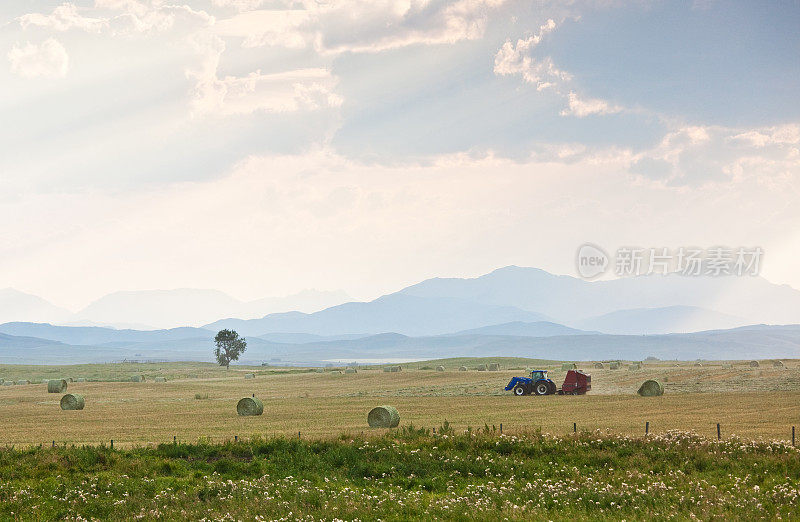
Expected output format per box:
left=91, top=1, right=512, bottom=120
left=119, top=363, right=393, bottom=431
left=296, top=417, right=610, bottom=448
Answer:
left=513, top=385, right=527, bottom=396
left=534, top=381, right=550, bottom=396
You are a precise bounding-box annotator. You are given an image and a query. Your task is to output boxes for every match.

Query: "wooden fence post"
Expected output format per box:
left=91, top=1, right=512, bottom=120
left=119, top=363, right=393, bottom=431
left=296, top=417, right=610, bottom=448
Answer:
left=645, top=421, right=649, bottom=436
left=717, top=423, right=721, bottom=440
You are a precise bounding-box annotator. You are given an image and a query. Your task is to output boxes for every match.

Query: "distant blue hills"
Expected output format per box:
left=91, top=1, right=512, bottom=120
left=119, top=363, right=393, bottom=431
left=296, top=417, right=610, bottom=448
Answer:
left=1, top=266, right=800, bottom=364
left=0, top=323, right=212, bottom=345
left=0, top=320, right=798, bottom=365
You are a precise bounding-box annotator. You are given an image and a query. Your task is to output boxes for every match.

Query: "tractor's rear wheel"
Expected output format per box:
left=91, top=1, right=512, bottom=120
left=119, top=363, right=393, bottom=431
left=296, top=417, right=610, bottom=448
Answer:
left=534, top=381, right=549, bottom=396
left=513, top=385, right=527, bottom=396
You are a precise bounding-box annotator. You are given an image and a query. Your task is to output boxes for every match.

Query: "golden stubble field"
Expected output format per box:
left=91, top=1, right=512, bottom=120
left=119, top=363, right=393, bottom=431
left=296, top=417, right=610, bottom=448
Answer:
left=1, top=360, right=799, bottom=446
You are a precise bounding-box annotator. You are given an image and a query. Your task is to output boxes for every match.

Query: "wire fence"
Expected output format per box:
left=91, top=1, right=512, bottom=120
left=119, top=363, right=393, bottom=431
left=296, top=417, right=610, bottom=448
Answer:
left=6, top=422, right=798, bottom=450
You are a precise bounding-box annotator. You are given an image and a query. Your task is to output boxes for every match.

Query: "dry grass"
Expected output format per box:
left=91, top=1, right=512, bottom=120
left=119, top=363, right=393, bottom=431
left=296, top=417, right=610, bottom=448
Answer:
left=1, top=360, right=799, bottom=446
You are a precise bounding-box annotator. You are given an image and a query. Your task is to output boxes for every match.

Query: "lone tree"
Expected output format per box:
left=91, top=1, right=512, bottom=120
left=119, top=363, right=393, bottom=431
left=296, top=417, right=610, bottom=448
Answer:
left=214, top=329, right=247, bottom=368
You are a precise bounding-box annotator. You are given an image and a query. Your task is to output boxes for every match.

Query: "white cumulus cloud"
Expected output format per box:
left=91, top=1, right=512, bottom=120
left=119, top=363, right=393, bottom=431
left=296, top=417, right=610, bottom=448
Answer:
left=191, top=67, right=343, bottom=116
left=211, top=0, right=274, bottom=11
left=187, top=34, right=342, bottom=116
left=100, top=2, right=215, bottom=36
left=18, top=3, right=106, bottom=32
left=214, top=9, right=311, bottom=48
left=493, top=19, right=569, bottom=90
left=214, top=0, right=507, bottom=53
left=8, top=39, right=70, bottom=79
left=631, top=124, right=800, bottom=186
left=729, top=125, right=800, bottom=148
left=17, top=1, right=214, bottom=36
left=560, top=91, right=623, bottom=117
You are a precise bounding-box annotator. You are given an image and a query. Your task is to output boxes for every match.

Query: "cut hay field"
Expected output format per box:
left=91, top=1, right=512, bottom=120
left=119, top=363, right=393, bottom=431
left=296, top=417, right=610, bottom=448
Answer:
left=1, top=358, right=800, bottom=446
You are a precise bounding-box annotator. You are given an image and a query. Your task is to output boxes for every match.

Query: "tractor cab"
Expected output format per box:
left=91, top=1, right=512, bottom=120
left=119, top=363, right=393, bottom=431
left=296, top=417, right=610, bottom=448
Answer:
left=530, top=370, right=548, bottom=381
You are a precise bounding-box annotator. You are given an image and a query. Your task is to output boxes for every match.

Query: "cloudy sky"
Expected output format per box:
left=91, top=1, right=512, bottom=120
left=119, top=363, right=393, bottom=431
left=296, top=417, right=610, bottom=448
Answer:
left=1, top=0, right=799, bottom=310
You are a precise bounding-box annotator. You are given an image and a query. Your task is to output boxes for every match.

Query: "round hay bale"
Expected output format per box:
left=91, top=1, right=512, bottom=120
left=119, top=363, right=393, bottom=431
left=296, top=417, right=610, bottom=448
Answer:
left=637, top=380, right=664, bottom=397
left=561, top=363, right=577, bottom=370
left=47, top=379, right=68, bottom=393
left=60, top=394, right=85, bottom=410
left=773, top=360, right=785, bottom=368
left=154, top=377, right=167, bottom=382
left=237, top=397, right=264, bottom=416
left=629, top=363, right=641, bottom=371
left=436, top=365, right=445, bottom=372
left=75, top=378, right=86, bottom=383
left=331, top=370, right=343, bottom=374
left=476, top=364, right=487, bottom=371
left=458, top=366, right=467, bottom=371
left=2, top=381, right=12, bottom=386
left=749, top=360, right=760, bottom=368
left=345, top=368, right=357, bottom=374
left=315, top=368, right=325, bottom=373
left=488, top=363, right=500, bottom=371
left=244, top=373, right=255, bottom=379
left=130, top=375, right=144, bottom=382
left=609, top=362, right=620, bottom=370
left=367, top=405, right=400, bottom=428
left=593, top=362, right=604, bottom=369
left=67, top=378, right=73, bottom=383
left=16, top=380, right=30, bottom=385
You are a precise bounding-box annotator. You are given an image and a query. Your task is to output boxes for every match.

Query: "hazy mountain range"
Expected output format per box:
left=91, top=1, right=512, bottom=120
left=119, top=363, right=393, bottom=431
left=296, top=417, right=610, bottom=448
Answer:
left=205, top=294, right=549, bottom=337
left=0, top=288, right=352, bottom=329
left=0, top=289, right=73, bottom=324
left=1, top=266, right=799, bottom=364
left=207, top=266, right=800, bottom=336
left=573, top=306, right=747, bottom=335
left=0, top=322, right=798, bottom=365
left=398, top=266, right=800, bottom=326
left=5, top=266, right=800, bottom=333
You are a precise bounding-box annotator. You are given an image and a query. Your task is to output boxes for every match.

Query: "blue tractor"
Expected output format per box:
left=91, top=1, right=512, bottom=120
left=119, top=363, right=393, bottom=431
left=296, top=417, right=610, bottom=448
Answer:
left=505, top=369, right=557, bottom=396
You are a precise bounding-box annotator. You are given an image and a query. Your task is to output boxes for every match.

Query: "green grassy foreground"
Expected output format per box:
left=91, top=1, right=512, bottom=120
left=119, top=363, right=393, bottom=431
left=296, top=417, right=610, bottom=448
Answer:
left=1, top=427, right=799, bottom=520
